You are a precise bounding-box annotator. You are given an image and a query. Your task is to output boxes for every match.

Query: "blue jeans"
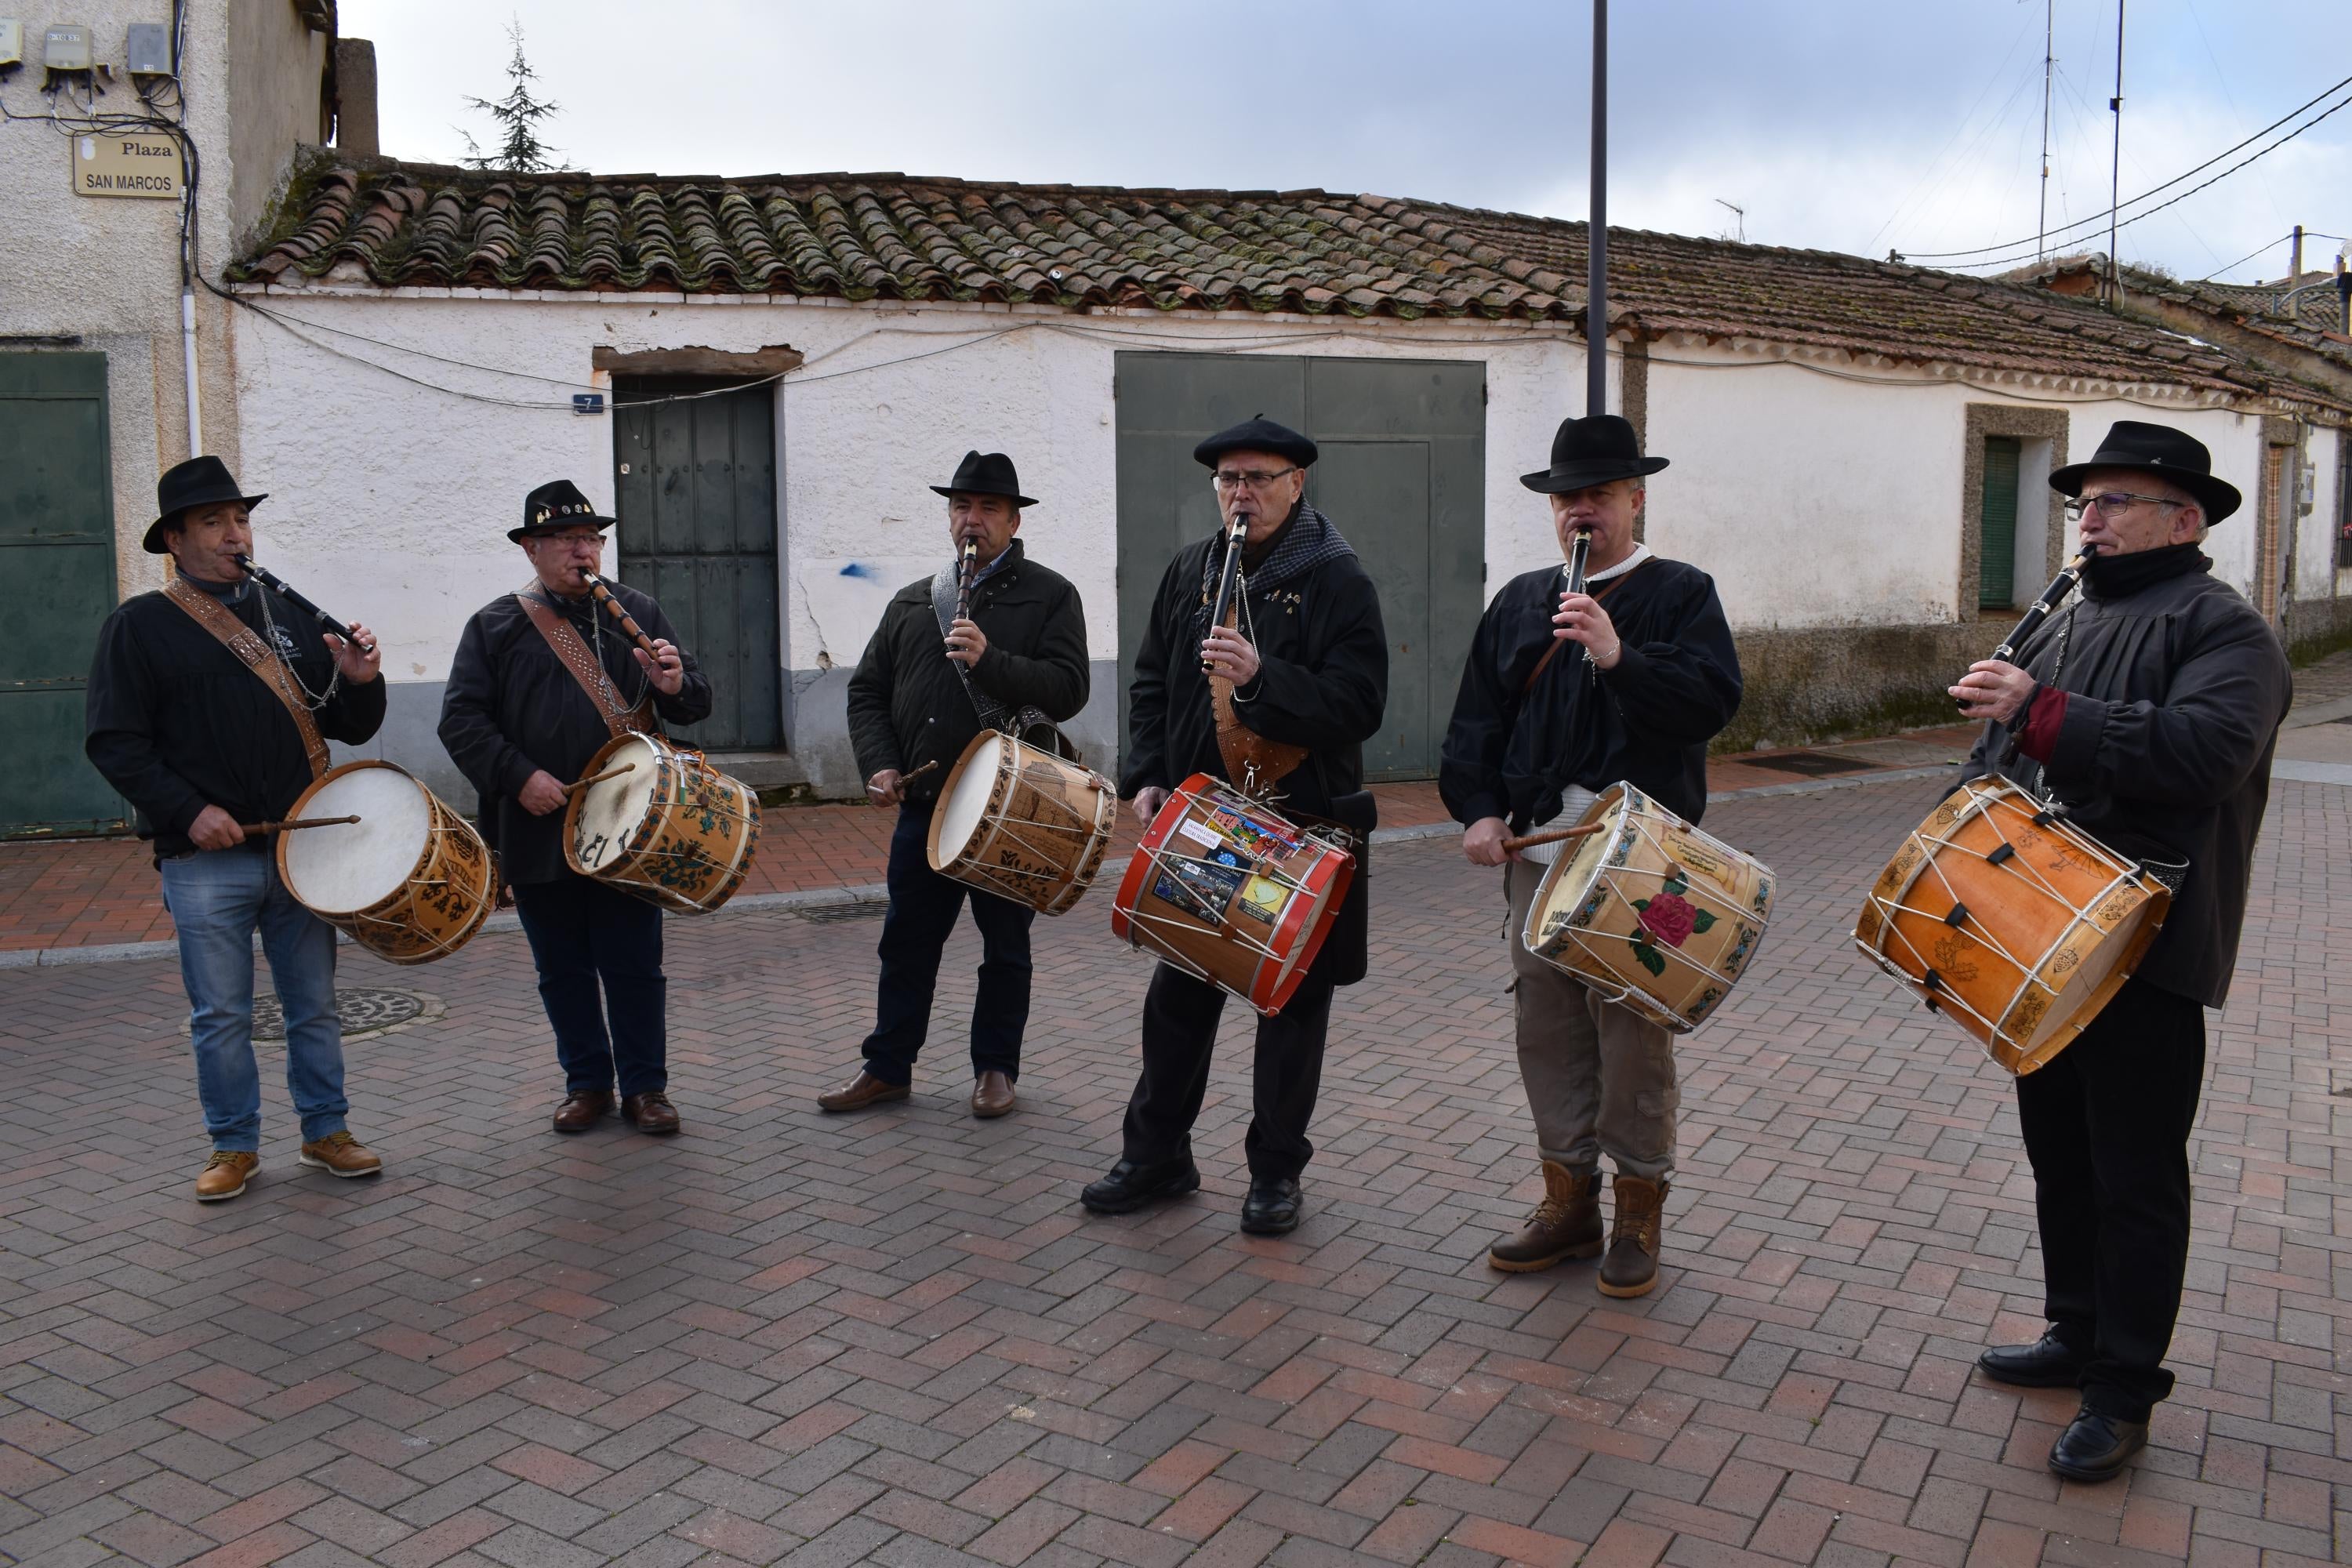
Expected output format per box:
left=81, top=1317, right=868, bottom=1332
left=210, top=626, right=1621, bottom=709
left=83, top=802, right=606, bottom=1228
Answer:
left=859, top=802, right=1034, bottom=1085
left=511, top=874, right=667, bottom=1098
left=158, top=846, right=349, bottom=1152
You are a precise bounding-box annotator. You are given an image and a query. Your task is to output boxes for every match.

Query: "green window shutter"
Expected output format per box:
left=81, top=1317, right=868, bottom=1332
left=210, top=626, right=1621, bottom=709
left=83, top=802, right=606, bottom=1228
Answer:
left=1980, top=437, right=2020, bottom=609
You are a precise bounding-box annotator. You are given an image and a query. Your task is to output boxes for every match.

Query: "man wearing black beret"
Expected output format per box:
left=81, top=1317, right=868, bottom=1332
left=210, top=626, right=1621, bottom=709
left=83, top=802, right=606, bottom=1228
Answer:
left=439, top=480, right=711, bottom=1138
left=1952, top=420, right=2290, bottom=1483
left=1082, top=417, right=1388, bottom=1235
left=822, top=452, right=1090, bottom=1120
left=1441, top=414, right=1741, bottom=1301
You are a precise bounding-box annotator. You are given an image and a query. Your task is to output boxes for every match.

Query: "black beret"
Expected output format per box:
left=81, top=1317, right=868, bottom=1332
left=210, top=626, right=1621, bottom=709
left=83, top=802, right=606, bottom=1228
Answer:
left=1192, top=416, right=1317, bottom=470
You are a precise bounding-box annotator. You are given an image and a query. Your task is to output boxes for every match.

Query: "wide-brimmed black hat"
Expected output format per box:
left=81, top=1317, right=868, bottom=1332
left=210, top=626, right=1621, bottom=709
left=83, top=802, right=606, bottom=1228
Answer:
left=929, top=450, right=1036, bottom=507
left=1520, top=414, right=1669, bottom=494
left=1193, top=416, right=1317, bottom=470
left=145, top=456, right=267, bottom=554
left=2049, top=420, right=2241, bottom=524
left=510, top=479, right=617, bottom=543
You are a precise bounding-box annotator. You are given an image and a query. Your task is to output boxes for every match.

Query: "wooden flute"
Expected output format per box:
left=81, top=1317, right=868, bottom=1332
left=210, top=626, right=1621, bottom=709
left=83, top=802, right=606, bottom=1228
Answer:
left=579, top=571, right=666, bottom=662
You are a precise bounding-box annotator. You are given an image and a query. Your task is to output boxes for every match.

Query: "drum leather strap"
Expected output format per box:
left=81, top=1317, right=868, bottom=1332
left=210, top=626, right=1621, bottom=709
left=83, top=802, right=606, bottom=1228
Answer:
left=517, top=591, right=655, bottom=739
left=1210, top=593, right=1312, bottom=797
left=164, top=578, right=330, bottom=781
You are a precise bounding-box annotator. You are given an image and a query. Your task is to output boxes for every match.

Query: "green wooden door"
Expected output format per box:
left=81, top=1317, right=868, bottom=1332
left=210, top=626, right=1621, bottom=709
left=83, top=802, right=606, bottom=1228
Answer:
left=1113, top=352, right=1486, bottom=781
left=0, top=353, right=127, bottom=837
left=613, top=379, right=781, bottom=750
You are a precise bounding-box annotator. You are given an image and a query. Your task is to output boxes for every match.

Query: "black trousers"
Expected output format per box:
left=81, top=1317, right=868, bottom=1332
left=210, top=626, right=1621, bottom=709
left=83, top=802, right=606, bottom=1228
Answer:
left=1121, top=962, right=1335, bottom=1185
left=2014, top=975, right=2207, bottom=1421
left=511, top=874, right=667, bottom=1098
left=859, top=802, right=1035, bottom=1086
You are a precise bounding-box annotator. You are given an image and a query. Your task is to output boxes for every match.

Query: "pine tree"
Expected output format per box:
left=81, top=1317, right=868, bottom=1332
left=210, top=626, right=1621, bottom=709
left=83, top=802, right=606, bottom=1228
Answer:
left=458, top=19, right=568, bottom=173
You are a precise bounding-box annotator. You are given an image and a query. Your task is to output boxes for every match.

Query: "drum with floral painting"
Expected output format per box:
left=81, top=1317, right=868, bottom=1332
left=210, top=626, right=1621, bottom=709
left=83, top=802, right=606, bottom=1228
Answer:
left=1519, top=781, right=1777, bottom=1034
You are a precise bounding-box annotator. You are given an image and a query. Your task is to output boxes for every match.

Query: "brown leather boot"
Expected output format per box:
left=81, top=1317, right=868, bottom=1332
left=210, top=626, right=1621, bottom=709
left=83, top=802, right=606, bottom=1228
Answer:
left=971, top=1070, right=1015, bottom=1119
left=1487, top=1160, right=1602, bottom=1272
left=1598, top=1174, right=1668, bottom=1298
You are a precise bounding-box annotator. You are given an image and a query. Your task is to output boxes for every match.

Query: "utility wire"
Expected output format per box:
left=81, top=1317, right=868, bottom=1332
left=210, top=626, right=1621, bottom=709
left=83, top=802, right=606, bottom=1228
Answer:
left=1902, top=71, right=2352, bottom=261
left=2195, top=232, right=2294, bottom=283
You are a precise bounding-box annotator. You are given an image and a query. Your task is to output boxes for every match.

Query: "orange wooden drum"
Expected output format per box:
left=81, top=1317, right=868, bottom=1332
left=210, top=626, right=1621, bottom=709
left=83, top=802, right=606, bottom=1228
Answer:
left=1854, top=777, right=2171, bottom=1074
left=276, top=761, right=496, bottom=964
left=1110, top=774, right=1354, bottom=1016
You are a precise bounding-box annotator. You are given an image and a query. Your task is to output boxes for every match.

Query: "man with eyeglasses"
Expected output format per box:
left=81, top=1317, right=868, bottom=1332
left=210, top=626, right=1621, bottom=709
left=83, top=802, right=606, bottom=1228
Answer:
left=1082, top=416, right=1388, bottom=1235
left=1439, top=413, right=1741, bottom=1301
left=1950, top=420, right=2290, bottom=1483
left=440, top=480, right=710, bottom=1137
left=822, top=451, right=1089, bottom=1120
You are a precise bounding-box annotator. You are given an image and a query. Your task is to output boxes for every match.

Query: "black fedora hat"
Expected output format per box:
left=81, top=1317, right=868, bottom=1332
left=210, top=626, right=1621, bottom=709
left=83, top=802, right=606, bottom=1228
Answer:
left=511, top=479, right=617, bottom=543
left=930, top=450, right=1037, bottom=507
left=1193, top=416, right=1317, bottom=470
left=1521, top=414, right=1668, bottom=494
left=2049, top=420, right=2241, bottom=524
left=145, top=456, right=267, bottom=554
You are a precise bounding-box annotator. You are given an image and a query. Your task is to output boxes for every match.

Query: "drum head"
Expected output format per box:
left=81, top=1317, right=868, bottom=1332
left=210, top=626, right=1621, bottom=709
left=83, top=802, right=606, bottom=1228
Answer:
left=574, top=735, right=663, bottom=870
left=281, top=765, right=430, bottom=914
left=935, top=732, right=1005, bottom=868
left=1525, top=786, right=1628, bottom=946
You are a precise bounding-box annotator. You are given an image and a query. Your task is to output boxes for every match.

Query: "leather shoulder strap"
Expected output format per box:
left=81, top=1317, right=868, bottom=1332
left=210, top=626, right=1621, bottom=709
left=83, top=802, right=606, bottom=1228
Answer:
left=164, top=579, right=329, bottom=780
left=1524, top=561, right=1651, bottom=698
left=517, top=590, right=654, bottom=739
left=1208, top=593, right=1310, bottom=797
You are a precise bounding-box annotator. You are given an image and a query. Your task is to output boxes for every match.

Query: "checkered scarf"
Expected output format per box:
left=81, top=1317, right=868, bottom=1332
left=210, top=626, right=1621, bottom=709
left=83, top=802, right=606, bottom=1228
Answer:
left=1193, top=503, right=1356, bottom=632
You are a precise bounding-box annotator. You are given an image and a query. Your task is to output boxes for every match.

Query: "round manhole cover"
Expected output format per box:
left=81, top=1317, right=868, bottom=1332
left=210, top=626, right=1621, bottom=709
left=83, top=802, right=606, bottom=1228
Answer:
left=247, top=987, right=441, bottom=1043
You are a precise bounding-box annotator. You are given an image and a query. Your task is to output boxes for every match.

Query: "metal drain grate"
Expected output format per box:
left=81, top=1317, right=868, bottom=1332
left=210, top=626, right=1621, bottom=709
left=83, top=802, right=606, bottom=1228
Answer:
left=1744, top=750, right=1878, bottom=778
left=248, top=988, right=438, bottom=1042
left=798, top=902, right=887, bottom=924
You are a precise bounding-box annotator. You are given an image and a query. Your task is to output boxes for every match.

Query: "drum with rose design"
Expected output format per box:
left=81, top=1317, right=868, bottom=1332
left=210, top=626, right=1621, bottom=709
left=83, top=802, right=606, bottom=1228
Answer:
left=1519, top=781, right=1777, bottom=1033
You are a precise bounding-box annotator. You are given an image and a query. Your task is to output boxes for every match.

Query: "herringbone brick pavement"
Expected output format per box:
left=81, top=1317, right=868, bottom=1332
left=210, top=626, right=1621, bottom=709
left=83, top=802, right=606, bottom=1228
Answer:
left=2, top=776, right=2344, bottom=1566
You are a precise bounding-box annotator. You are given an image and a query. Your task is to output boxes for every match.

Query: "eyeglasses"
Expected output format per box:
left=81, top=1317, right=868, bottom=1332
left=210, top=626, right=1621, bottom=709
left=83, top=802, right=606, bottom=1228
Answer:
left=1211, top=467, right=1301, bottom=492
left=2064, top=491, right=2186, bottom=520
left=535, top=530, right=604, bottom=546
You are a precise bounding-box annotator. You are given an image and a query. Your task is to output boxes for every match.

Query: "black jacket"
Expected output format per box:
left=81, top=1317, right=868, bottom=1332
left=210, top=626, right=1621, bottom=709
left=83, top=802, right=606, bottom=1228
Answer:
left=846, top=541, right=1089, bottom=808
left=85, top=580, right=387, bottom=861
left=1123, top=519, right=1388, bottom=983
left=1441, top=558, right=1742, bottom=830
left=1967, top=546, right=2289, bottom=1008
left=437, top=583, right=712, bottom=885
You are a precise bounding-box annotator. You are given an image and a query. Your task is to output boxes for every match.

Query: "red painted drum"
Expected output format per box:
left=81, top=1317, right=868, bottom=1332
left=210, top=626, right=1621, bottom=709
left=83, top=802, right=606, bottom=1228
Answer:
left=1109, top=773, right=1354, bottom=1016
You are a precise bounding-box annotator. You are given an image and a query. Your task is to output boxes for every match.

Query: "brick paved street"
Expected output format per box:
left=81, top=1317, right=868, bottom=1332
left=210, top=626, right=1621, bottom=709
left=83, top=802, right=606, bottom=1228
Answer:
left=3, top=772, right=2347, bottom=1567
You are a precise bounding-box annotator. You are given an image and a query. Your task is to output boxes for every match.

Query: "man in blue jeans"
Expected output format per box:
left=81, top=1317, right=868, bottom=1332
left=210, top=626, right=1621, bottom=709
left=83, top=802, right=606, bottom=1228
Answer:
left=822, top=452, right=1089, bottom=1118
left=85, top=457, right=389, bottom=1202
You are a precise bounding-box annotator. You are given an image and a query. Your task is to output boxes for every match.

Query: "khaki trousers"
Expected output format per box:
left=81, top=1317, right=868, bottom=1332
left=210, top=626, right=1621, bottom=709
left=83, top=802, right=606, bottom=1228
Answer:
left=1504, top=858, right=1679, bottom=1183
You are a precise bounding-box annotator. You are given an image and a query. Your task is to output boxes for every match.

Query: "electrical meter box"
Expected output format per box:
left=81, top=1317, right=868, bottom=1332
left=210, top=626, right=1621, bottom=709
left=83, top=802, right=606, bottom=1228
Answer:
left=125, top=22, right=170, bottom=75
left=43, top=22, right=91, bottom=69
left=0, top=20, right=24, bottom=69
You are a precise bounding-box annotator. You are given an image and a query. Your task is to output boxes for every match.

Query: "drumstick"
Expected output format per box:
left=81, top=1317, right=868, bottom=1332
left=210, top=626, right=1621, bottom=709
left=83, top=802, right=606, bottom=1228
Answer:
left=900, top=759, right=941, bottom=785
left=239, top=815, right=361, bottom=835
left=1501, top=822, right=1607, bottom=854
left=564, top=762, right=636, bottom=797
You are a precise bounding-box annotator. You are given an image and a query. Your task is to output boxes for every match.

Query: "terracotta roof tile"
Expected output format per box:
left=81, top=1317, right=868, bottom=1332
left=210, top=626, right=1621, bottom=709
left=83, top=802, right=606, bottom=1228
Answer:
left=234, top=159, right=2348, bottom=409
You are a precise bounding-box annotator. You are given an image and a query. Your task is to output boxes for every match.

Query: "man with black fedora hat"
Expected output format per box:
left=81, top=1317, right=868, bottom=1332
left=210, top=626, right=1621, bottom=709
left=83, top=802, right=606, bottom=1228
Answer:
left=85, top=456, right=389, bottom=1202
left=822, top=451, right=1089, bottom=1119
left=1951, top=419, right=2289, bottom=1483
left=1080, top=416, right=1388, bottom=1236
left=1440, top=413, right=1741, bottom=1298
left=439, top=479, right=710, bottom=1136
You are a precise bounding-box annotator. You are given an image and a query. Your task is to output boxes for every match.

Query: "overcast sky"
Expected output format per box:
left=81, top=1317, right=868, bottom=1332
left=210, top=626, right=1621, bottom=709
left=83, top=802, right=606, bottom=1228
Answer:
left=343, top=0, right=2350, bottom=287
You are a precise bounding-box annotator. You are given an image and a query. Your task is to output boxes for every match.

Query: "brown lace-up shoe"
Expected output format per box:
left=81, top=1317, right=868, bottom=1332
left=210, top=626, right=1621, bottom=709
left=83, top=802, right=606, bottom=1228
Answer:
left=195, top=1150, right=258, bottom=1203
left=552, top=1089, right=614, bottom=1133
left=621, top=1091, right=681, bottom=1135
left=971, top=1070, right=1016, bottom=1119
left=818, top=1069, right=910, bottom=1112
left=1487, top=1160, right=1602, bottom=1272
left=1597, top=1174, right=1668, bottom=1298
left=296, top=1131, right=383, bottom=1179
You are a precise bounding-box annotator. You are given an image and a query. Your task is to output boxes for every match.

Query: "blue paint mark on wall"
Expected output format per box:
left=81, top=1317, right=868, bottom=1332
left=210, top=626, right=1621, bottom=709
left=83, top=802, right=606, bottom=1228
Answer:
left=838, top=561, right=878, bottom=579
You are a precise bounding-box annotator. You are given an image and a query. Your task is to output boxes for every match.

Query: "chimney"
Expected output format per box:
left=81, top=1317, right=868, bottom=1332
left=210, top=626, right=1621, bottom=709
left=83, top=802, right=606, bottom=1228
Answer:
left=2289, top=224, right=2303, bottom=281
left=333, top=38, right=378, bottom=158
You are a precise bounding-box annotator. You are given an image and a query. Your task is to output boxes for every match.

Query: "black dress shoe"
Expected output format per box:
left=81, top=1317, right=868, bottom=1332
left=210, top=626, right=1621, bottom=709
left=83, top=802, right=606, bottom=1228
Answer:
left=1977, top=1330, right=2086, bottom=1388
left=1240, top=1177, right=1303, bottom=1236
left=1080, top=1156, right=1200, bottom=1215
left=2049, top=1406, right=2147, bottom=1483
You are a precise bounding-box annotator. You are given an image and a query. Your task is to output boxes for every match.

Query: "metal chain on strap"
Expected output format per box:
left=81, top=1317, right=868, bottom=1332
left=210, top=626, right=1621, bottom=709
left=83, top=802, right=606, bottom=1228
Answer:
left=254, top=583, right=340, bottom=710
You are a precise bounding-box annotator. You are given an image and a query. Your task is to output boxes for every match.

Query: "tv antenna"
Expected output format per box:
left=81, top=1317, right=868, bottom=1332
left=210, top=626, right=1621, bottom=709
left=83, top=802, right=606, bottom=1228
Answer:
left=1714, top=199, right=1746, bottom=243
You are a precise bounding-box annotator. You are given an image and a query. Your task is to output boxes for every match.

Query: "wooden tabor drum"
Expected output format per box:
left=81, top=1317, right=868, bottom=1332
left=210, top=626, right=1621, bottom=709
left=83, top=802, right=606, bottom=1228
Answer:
left=927, top=730, right=1117, bottom=915
left=276, top=761, right=496, bottom=965
left=564, top=731, right=760, bottom=914
left=1854, top=776, right=2170, bottom=1075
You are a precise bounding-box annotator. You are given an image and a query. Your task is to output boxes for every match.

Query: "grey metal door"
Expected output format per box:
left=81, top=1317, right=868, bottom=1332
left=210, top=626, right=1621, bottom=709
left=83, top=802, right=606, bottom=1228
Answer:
left=1, top=352, right=128, bottom=837
left=1112, top=352, right=1486, bottom=781
left=613, top=379, right=781, bottom=750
